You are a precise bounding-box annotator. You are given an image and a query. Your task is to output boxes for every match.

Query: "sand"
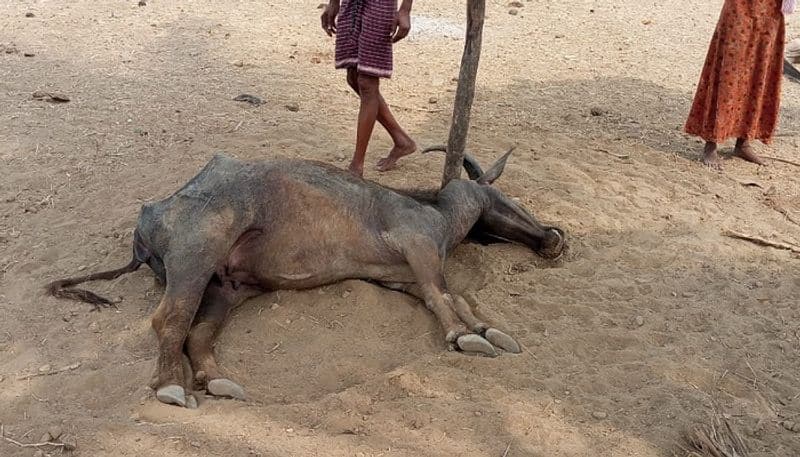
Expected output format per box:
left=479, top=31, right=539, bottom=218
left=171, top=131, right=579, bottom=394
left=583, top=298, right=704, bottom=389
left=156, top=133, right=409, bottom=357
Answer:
left=1, top=0, right=800, bottom=455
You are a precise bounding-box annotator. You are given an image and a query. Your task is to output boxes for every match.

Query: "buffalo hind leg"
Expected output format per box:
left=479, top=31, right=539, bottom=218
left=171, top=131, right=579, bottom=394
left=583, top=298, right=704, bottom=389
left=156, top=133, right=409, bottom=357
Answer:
left=185, top=278, right=261, bottom=401
left=380, top=281, right=520, bottom=355
left=149, top=278, right=211, bottom=408
left=148, top=239, right=228, bottom=408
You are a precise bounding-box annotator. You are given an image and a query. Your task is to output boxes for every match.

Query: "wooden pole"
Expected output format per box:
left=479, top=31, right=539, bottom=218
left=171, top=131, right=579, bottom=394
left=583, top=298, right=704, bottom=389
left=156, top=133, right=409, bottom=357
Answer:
left=441, top=0, right=486, bottom=188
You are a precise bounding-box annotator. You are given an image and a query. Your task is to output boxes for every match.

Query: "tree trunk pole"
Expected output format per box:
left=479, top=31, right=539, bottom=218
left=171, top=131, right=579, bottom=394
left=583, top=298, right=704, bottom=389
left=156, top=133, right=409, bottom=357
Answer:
left=441, top=0, right=486, bottom=188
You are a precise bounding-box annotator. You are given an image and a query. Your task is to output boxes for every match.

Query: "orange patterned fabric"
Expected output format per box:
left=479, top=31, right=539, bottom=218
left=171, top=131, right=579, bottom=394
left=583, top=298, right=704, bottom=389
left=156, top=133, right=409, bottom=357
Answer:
left=685, top=0, right=785, bottom=144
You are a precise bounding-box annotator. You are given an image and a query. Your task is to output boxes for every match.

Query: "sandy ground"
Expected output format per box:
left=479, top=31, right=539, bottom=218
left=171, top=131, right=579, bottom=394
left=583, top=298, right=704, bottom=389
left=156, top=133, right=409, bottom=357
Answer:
left=2, top=0, right=800, bottom=456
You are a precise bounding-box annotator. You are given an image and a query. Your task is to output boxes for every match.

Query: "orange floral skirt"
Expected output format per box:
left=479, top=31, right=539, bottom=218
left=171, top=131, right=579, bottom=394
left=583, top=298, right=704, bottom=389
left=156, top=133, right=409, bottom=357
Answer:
left=685, top=0, right=785, bottom=144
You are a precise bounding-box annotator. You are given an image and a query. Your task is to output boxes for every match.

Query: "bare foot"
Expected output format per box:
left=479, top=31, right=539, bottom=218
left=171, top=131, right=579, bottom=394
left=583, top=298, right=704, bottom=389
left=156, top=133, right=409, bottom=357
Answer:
left=733, top=139, right=765, bottom=165
left=376, top=139, right=416, bottom=172
left=702, top=141, right=722, bottom=169
left=347, top=160, right=364, bottom=178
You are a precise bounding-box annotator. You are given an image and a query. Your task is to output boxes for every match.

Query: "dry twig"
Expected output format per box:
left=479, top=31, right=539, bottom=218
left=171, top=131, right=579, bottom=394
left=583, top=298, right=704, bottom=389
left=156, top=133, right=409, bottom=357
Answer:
left=762, top=155, right=800, bottom=167
left=683, top=412, right=748, bottom=457
left=764, top=199, right=800, bottom=227
left=265, top=342, right=281, bottom=354
left=16, top=362, right=81, bottom=381
left=1, top=424, right=75, bottom=451
left=594, top=148, right=630, bottom=160
left=722, top=230, right=800, bottom=255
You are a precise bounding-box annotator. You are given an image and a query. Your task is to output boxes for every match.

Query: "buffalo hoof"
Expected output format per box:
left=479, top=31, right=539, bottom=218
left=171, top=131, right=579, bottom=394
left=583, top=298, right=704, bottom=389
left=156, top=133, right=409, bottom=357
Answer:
left=456, top=334, right=498, bottom=357
left=156, top=384, right=187, bottom=407
left=485, top=328, right=521, bottom=353
left=207, top=378, right=246, bottom=400
left=185, top=393, right=198, bottom=409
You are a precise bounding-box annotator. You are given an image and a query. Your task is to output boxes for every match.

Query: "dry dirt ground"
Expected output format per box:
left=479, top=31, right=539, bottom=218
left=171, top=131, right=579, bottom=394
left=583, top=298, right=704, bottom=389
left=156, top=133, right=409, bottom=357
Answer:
left=2, top=1, right=800, bottom=456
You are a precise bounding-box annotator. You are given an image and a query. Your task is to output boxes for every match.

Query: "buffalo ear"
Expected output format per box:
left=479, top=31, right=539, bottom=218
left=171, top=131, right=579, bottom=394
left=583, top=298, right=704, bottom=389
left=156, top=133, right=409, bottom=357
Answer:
left=477, top=147, right=515, bottom=185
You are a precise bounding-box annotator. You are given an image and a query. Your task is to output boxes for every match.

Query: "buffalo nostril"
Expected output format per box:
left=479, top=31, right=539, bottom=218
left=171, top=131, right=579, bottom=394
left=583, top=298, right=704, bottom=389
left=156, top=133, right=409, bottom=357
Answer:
left=538, top=228, right=565, bottom=259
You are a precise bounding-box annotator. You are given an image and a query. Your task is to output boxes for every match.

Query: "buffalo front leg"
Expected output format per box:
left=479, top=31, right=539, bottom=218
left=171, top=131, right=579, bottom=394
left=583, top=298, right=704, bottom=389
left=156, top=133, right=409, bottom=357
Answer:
left=401, top=240, right=499, bottom=356
left=380, top=281, right=520, bottom=355
left=450, top=295, right=520, bottom=353
left=186, top=279, right=261, bottom=400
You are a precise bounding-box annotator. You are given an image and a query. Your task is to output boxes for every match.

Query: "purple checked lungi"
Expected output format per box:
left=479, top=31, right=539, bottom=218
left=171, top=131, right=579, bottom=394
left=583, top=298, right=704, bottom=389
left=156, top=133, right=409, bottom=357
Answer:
left=335, top=0, right=397, bottom=78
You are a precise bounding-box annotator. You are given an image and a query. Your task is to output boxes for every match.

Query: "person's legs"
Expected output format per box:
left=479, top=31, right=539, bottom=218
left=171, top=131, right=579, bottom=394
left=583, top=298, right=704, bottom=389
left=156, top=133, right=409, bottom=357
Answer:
left=345, top=68, right=415, bottom=172
left=349, top=73, right=381, bottom=177
left=733, top=138, right=765, bottom=165
left=702, top=141, right=721, bottom=168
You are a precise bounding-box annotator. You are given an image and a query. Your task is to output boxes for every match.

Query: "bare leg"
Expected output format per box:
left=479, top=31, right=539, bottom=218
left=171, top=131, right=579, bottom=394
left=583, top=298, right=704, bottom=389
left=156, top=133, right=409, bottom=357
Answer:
left=346, top=69, right=416, bottom=173
left=185, top=279, right=261, bottom=400
left=733, top=138, right=765, bottom=165
left=348, top=74, right=381, bottom=177
left=703, top=141, right=722, bottom=169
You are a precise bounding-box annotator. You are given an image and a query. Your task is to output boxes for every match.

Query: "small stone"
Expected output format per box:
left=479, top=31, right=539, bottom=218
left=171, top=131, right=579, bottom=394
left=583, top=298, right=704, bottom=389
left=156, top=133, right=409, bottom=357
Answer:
left=25, top=12, right=35, bottom=18
left=508, top=9, right=518, bottom=15
left=590, top=107, right=607, bottom=116
left=40, top=432, right=51, bottom=443
left=592, top=411, right=608, bottom=420
left=286, top=428, right=294, bottom=433
left=342, top=290, right=351, bottom=298
left=508, top=1, right=524, bottom=7
left=23, top=53, right=35, bottom=57
left=138, top=0, right=147, bottom=6
left=62, top=437, right=77, bottom=451
left=77, top=265, right=86, bottom=271
left=474, top=411, right=482, bottom=416
left=285, top=102, right=300, bottom=112
left=38, top=364, right=52, bottom=373
left=634, top=315, right=644, bottom=327
left=233, top=94, right=264, bottom=106
left=190, top=441, right=201, bottom=448
left=48, top=426, right=63, bottom=440
left=428, top=96, right=438, bottom=104
left=233, top=60, right=244, bottom=67
left=781, top=420, right=800, bottom=432
left=681, top=292, right=695, bottom=298
left=185, top=394, right=198, bottom=409
left=89, top=322, right=101, bottom=333
left=270, top=303, right=280, bottom=310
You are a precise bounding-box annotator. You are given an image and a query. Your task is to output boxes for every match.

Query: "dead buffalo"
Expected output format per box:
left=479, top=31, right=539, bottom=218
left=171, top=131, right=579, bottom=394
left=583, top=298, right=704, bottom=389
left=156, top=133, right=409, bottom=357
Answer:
left=47, top=148, right=565, bottom=408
